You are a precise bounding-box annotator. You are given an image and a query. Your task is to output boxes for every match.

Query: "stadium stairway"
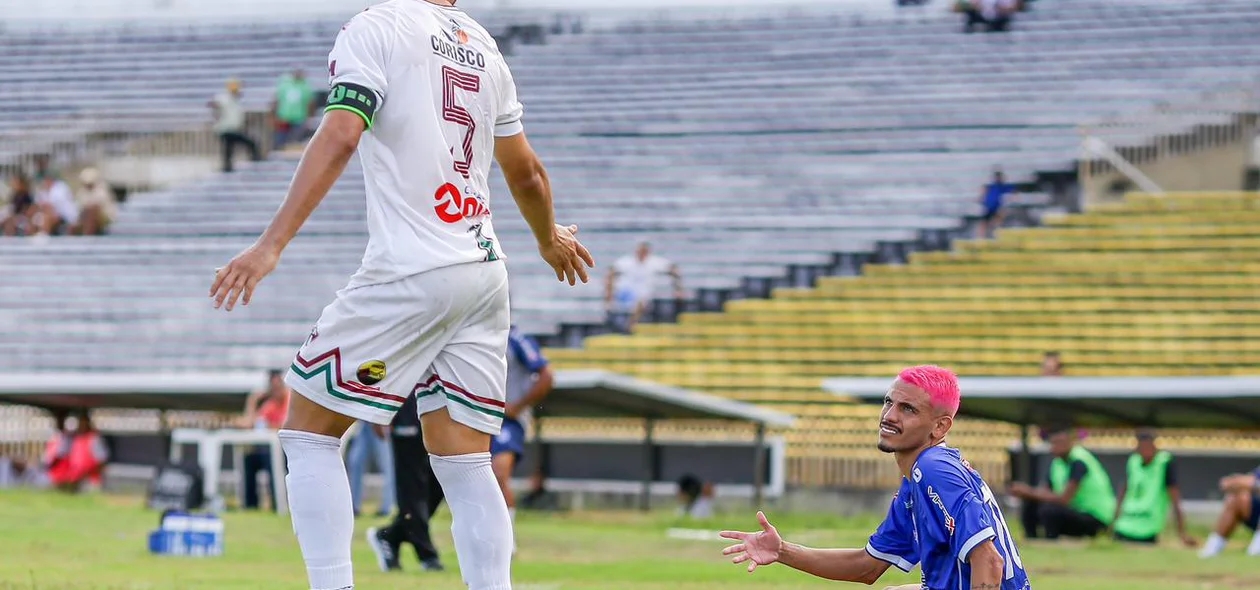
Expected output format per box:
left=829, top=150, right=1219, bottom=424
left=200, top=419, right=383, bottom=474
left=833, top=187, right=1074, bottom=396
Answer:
left=543, top=192, right=1260, bottom=488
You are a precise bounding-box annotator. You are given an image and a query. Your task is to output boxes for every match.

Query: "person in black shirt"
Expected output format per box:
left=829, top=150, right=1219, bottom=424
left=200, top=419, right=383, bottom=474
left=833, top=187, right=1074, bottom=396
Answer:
left=365, top=394, right=446, bottom=572
left=2, top=174, right=35, bottom=236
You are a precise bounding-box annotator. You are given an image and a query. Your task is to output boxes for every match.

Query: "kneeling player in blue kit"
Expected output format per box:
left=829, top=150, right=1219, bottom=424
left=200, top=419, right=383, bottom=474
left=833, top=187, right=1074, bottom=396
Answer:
left=721, top=366, right=1030, bottom=590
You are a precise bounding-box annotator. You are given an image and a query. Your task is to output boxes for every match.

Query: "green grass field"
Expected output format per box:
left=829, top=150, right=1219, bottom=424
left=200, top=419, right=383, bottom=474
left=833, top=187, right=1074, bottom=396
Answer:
left=1, top=490, right=1257, bottom=590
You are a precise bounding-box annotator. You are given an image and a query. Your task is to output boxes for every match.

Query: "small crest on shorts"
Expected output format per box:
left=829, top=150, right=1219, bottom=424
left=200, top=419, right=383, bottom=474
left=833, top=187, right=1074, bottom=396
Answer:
left=357, top=360, right=387, bottom=386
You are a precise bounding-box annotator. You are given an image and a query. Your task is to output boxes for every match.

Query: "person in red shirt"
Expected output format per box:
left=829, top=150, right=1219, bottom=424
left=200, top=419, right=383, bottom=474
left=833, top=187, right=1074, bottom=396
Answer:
left=46, top=411, right=108, bottom=492
left=240, top=370, right=291, bottom=510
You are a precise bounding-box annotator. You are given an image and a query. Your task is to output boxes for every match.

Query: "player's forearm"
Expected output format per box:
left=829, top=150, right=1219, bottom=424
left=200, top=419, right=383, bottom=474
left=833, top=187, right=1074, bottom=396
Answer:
left=257, top=121, right=359, bottom=252
left=506, top=162, right=556, bottom=249
left=778, top=543, right=885, bottom=584
left=968, top=540, right=1004, bottom=589
left=513, top=369, right=554, bottom=414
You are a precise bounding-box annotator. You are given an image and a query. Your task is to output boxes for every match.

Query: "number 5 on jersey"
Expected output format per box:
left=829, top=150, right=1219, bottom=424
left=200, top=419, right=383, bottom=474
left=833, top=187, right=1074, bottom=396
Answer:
left=442, top=66, right=480, bottom=179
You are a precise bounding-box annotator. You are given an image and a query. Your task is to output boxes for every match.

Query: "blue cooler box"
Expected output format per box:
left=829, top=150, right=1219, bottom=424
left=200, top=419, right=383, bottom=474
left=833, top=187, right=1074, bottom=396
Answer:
left=148, top=511, right=224, bottom=557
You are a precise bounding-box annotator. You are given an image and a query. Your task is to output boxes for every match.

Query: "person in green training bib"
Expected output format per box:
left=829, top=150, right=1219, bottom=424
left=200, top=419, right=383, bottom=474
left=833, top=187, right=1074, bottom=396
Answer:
left=1010, top=425, right=1117, bottom=539
left=1109, top=429, right=1196, bottom=546
left=271, top=68, right=314, bottom=149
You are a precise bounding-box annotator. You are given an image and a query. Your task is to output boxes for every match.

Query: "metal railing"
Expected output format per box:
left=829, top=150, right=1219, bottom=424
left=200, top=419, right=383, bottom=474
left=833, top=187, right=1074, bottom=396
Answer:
left=1079, top=85, right=1259, bottom=204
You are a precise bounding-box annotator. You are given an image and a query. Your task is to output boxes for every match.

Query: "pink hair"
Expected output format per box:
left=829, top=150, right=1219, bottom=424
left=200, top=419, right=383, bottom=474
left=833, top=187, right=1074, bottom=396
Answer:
left=898, top=365, right=961, bottom=417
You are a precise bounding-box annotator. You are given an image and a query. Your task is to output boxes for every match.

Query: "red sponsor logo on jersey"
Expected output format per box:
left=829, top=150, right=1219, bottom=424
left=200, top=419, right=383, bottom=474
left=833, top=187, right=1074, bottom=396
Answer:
left=433, top=183, right=489, bottom=223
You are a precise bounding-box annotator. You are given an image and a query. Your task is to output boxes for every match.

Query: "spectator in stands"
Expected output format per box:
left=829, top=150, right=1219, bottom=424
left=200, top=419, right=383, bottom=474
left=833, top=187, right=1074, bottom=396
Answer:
left=32, top=173, right=79, bottom=236
left=605, top=240, right=683, bottom=333
left=959, top=0, right=1019, bottom=33
left=45, top=411, right=109, bottom=493
left=1109, top=429, right=1196, bottom=547
left=272, top=68, right=315, bottom=149
left=209, top=78, right=260, bottom=173
left=977, top=169, right=1017, bottom=239
left=1010, top=425, right=1116, bottom=540
left=1, top=173, right=35, bottom=236
left=1041, top=351, right=1064, bottom=376
left=0, top=454, right=48, bottom=489
left=1200, top=465, right=1260, bottom=557
left=347, top=421, right=396, bottom=518
left=239, top=369, right=290, bottom=511
left=74, top=167, right=116, bottom=236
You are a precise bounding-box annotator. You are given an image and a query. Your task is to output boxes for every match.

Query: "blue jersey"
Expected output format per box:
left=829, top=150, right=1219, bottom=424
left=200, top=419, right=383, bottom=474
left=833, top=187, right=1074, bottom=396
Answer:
left=505, top=325, right=548, bottom=423
left=866, top=445, right=1030, bottom=590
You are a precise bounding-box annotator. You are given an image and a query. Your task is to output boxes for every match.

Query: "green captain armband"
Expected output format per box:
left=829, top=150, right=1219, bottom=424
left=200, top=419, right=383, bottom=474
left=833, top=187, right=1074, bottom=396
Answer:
left=326, top=82, right=379, bottom=129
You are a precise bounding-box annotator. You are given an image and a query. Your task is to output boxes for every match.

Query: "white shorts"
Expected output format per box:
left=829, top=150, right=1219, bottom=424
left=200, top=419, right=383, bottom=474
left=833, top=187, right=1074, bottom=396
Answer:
left=285, top=261, right=510, bottom=434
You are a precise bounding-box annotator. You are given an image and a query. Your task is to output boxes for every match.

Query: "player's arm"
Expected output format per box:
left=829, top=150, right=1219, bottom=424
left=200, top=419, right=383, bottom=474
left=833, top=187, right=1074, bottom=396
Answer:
left=506, top=332, right=554, bottom=419
left=779, top=543, right=892, bottom=584
left=494, top=133, right=555, bottom=249
left=209, top=110, right=365, bottom=310
left=721, top=511, right=892, bottom=584
left=1108, top=482, right=1126, bottom=534
left=1167, top=484, right=1196, bottom=546
left=210, top=8, right=387, bottom=311
left=257, top=111, right=365, bottom=253
left=240, top=389, right=265, bottom=427
left=508, top=365, right=553, bottom=419
left=494, top=133, right=594, bottom=285
left=669, top=263, right=684, bottom=297
left=967, top=540, right=1005, bottom=590
left=1220, top=472, right=1258, bottom=493
left=604, top=266, right=619, bottom=306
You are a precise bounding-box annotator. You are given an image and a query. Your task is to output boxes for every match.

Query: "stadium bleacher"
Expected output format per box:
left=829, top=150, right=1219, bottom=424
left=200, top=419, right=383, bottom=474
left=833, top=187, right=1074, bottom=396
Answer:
left=4, top=0, right=1260, bottom=487
left=546, top=191, right=1260, bottom=485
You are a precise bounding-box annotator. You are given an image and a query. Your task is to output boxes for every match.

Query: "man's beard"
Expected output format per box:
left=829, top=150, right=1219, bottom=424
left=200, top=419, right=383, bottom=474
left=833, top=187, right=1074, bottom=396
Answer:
left=877, top=440, right=896, bottom=453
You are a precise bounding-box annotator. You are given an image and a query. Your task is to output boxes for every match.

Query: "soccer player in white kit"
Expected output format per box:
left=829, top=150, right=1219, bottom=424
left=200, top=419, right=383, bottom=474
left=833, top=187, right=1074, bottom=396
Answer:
left=208, top=1, right=594, bottom=588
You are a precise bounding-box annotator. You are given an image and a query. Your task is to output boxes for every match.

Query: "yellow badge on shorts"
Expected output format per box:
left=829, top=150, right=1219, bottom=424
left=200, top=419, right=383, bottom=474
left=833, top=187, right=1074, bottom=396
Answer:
left=356, top=360, right=387, bottom=386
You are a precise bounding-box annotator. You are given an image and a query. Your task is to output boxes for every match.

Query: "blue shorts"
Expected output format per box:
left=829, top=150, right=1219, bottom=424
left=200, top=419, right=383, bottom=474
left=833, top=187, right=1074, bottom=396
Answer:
left=1246, top=494, right=1260, bottom=530
left=490, top=418, right=526, bottom=458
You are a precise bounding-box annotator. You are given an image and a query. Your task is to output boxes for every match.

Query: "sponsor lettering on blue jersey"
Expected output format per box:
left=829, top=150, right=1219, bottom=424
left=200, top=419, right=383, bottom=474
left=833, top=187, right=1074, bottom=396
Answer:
left=866, top=445, right=1030, bottom=590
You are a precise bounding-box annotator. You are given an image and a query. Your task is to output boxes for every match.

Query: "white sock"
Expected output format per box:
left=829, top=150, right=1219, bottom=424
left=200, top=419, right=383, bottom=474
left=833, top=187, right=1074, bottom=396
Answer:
left=1201, top=532, right=1228, bottom=558
left=280, top=430, right=355, bottom=590
left=1248, top=530, right=1260, bottom=556
left=508, top=507, right=517, bottom=552
left=430, top=452, right=513, bottom=590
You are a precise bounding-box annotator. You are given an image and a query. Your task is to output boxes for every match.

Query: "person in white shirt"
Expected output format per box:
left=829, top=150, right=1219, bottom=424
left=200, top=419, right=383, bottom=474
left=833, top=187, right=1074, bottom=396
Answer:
left=208, top=1, right=594, bottom=589
left=0, top=455, right=49, bottom=489
left=33, top=175, right=79, bottom=236
left=75, top=167, right=116, bottom=236
left=605, top=241, right=683, bottom=332
left=208, top=78, right=260, bottom=172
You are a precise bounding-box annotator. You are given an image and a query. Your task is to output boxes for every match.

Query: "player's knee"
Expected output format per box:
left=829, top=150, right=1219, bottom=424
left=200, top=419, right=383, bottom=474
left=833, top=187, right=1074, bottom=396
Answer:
left=420, top=409, right=491, bottom=456
left=281, top=393, right=356, bottom=437
left=1232, top=492, right=1253, bottom=517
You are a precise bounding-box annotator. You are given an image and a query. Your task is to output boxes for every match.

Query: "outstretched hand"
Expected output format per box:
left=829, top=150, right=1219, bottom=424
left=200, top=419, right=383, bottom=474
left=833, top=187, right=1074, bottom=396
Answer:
left=720, top=511, right=783, bottom=573
left=540, top=223, right=595, bottom=286
left=209, top=243, right=280, bottom=311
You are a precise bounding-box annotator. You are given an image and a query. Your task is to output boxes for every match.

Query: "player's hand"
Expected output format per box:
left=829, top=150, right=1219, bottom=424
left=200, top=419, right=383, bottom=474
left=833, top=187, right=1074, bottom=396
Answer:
left=720, top=511, right=783, bottom=573
left=210, top=242, right=280, bottom=311
left=539, top=224, right=595, bottom=286
left=1007, top=482, right=1032, bottom=497
left=371, top=424, right=389, bottom=438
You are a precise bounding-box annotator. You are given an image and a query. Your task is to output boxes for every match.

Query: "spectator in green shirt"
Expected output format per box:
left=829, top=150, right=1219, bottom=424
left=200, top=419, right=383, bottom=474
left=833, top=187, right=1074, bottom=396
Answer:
left=272, top=69, right=314, bottom=149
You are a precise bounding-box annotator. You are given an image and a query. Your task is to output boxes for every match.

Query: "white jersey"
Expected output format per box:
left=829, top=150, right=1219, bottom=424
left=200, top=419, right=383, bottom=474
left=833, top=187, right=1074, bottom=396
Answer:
left=328, top=0, right=524, bottom=287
